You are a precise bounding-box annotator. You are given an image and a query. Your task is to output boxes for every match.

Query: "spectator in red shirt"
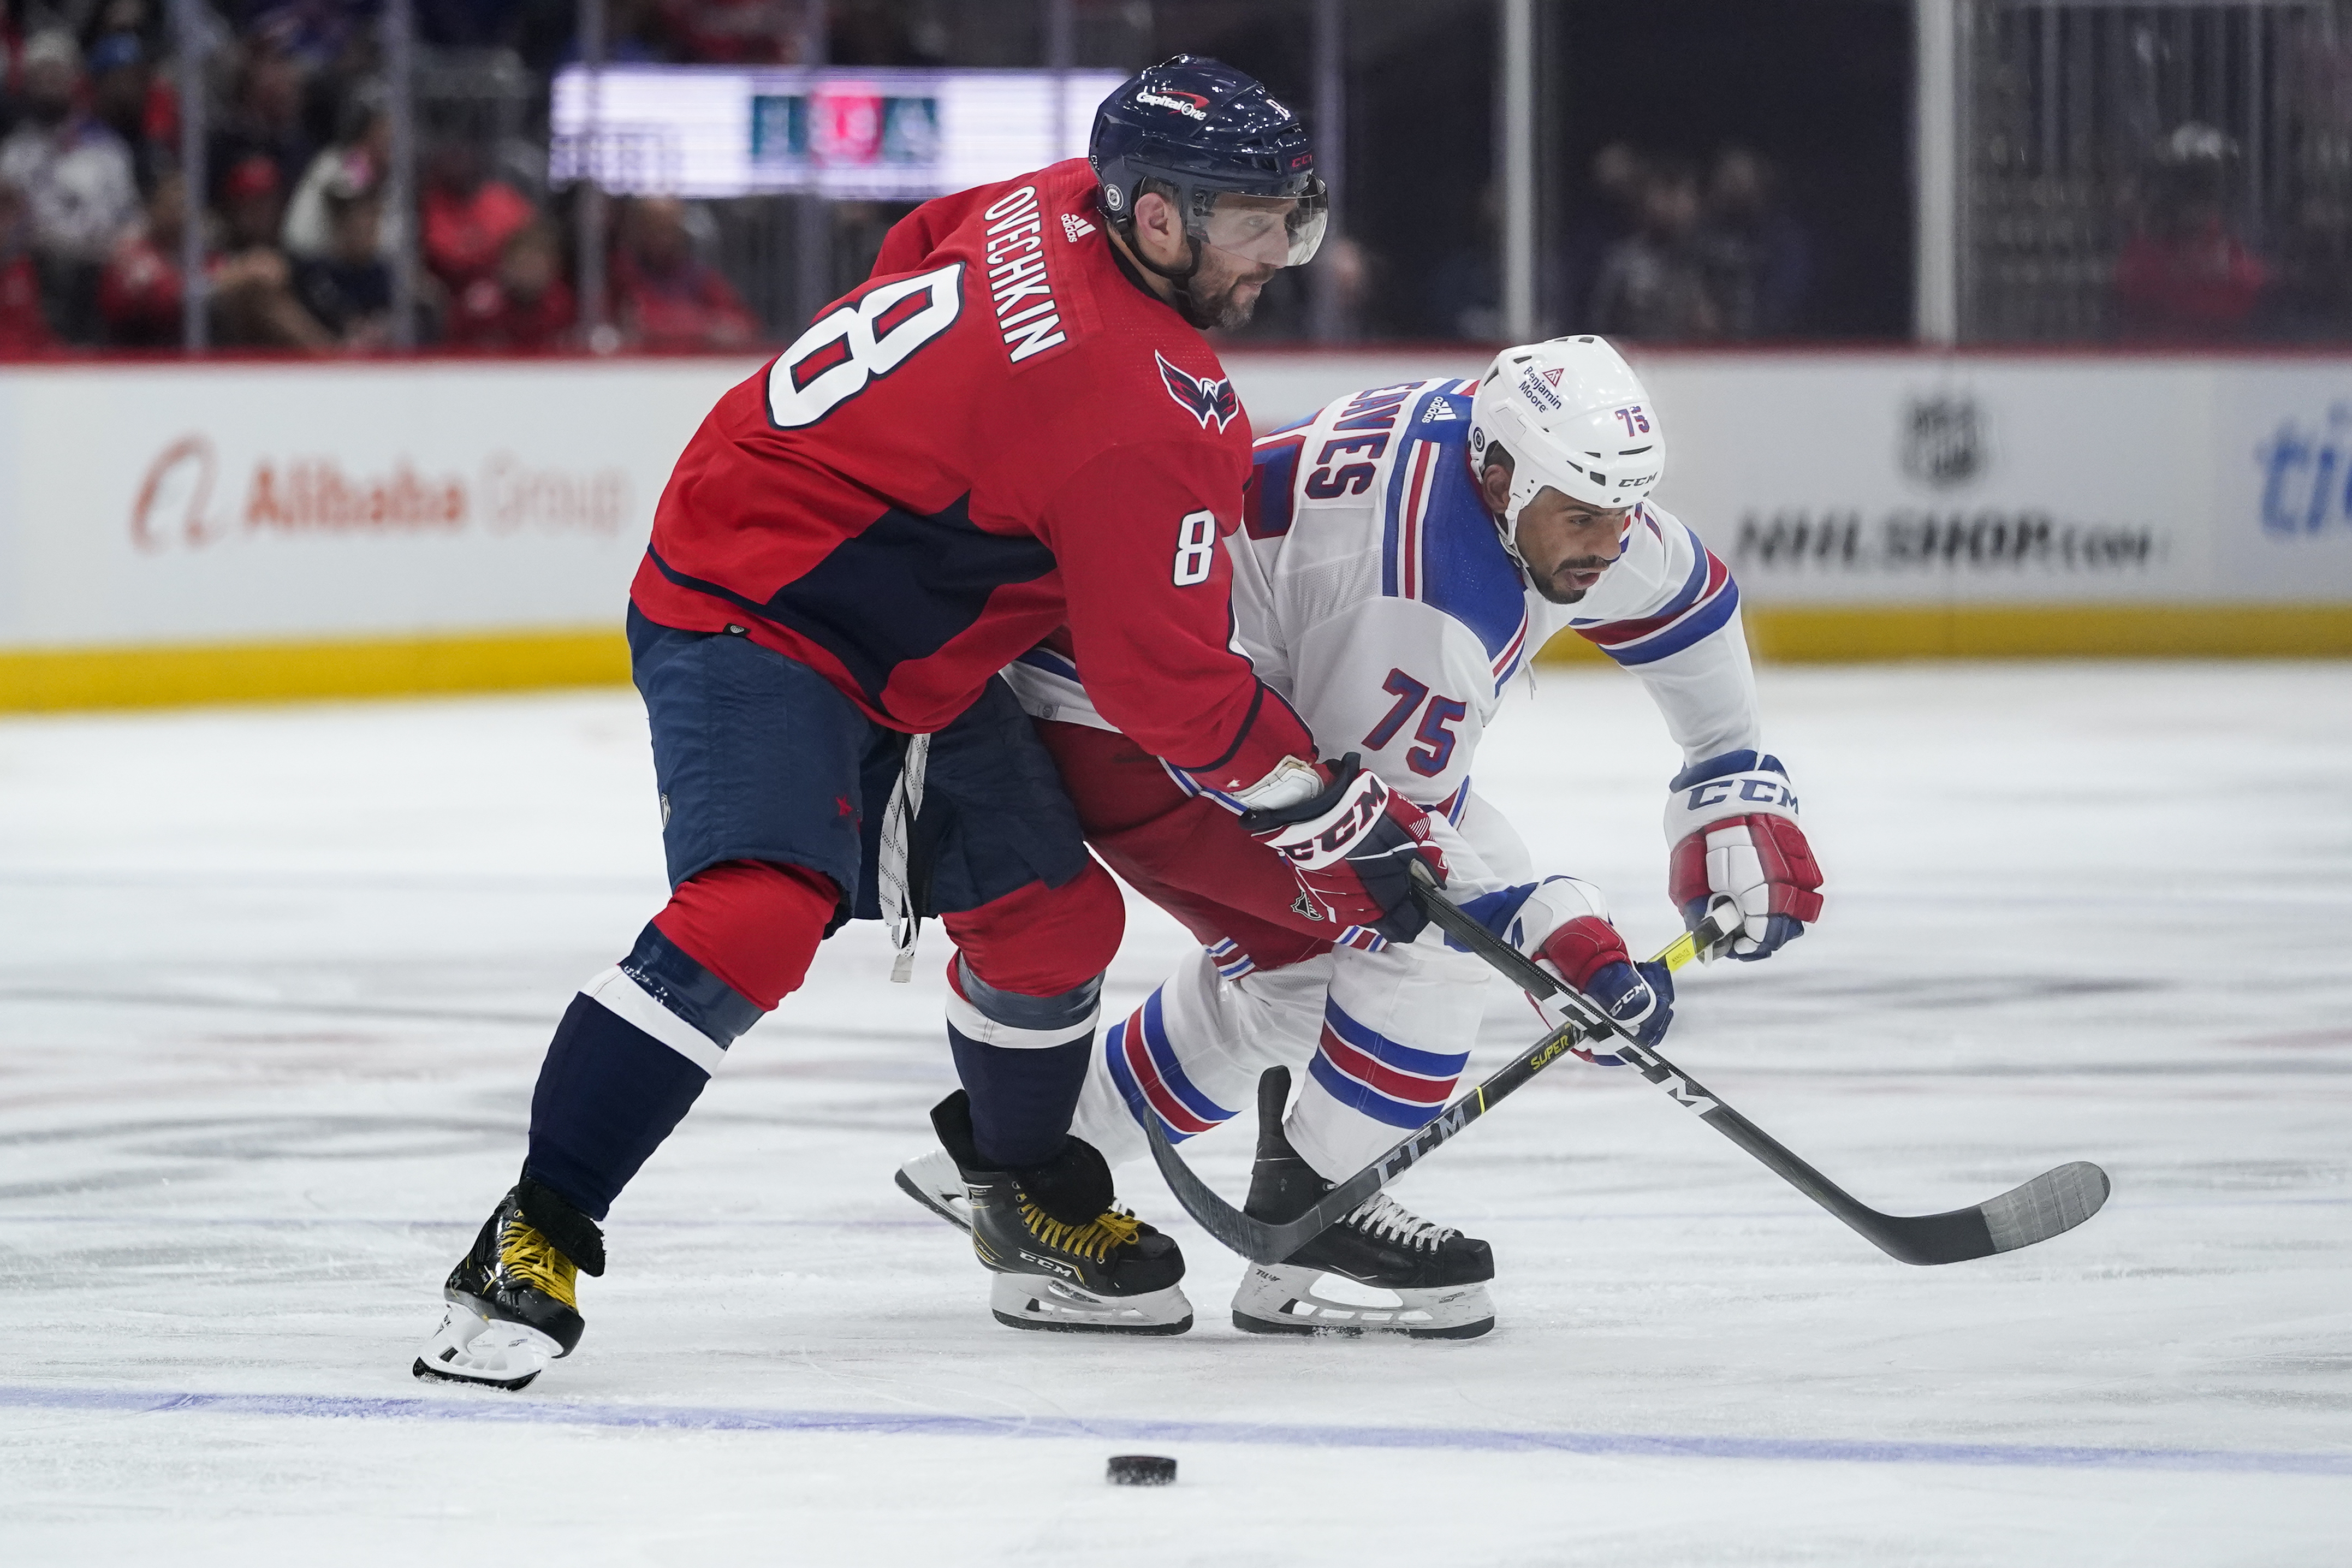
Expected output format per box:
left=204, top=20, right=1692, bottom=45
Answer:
left=420, top=138, right=534, bottom=295
left=0, top=180, right=58, bottom=353
left=446, top=219, right=577, bottom=350
left=614, top=195, right=756, bottom=351
left=2115, top=123, right=2268, bottom=341
left=98, top=169, right=191, bottom=346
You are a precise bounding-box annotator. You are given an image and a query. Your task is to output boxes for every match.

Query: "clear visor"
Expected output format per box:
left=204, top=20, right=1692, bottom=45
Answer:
left=1193, top=183, right=1329, bottom=268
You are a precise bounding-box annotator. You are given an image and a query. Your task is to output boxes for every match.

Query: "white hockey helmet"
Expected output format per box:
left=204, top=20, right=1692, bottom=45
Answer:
left=1468, top=335, right=1665, bottom=548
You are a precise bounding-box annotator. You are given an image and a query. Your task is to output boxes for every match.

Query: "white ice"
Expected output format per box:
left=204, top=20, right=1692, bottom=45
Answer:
left=1, top=662, right=2348, bottom=1566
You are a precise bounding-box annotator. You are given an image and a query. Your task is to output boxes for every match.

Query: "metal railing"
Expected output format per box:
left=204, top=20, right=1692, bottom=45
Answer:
left=1959, top=0, right=2352, bottom=340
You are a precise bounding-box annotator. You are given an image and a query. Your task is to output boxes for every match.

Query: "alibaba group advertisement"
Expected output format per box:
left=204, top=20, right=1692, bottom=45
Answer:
left=0, top=359, right=751, bottom=651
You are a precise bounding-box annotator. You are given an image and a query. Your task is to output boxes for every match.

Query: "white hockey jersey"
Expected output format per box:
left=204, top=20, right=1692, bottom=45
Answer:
left=1006, top=376, right=1761, bottom=813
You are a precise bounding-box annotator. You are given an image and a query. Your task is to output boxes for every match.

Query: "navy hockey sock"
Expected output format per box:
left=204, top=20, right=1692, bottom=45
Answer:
left=523, top=924, right=762, bottom=1220
left=945, top=957, right=1101, bottom=1169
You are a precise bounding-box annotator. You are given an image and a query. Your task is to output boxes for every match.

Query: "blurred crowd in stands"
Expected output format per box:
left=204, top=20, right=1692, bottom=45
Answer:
left=0, top=0, right=776, bottom=353
left=2107, top=119, right=2352, bottom=342
left=0, top=0, right=2345, bottom=355
left=1577, top=144, right=1813, bottom=342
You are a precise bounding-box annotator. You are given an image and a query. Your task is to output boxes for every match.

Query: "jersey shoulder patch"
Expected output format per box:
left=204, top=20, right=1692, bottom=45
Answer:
left=1156, top=352, right=1242, bottom=431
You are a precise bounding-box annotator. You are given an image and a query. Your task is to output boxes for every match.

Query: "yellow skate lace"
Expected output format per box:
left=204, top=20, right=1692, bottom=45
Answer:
left=498, top=1219, right=579, bottom=1310
left=1018, top=1203, right=1143, bottom=1264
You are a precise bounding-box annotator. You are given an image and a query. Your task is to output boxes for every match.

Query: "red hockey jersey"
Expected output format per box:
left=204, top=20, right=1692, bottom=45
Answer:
left=629, top=157, right=1311, bottom=793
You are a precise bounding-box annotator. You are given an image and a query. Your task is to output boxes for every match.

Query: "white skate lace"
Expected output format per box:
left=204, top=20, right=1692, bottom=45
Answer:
left=1342, top=1192, right=1460, bottom=1251
left=878, top=733, right=930, bottom=983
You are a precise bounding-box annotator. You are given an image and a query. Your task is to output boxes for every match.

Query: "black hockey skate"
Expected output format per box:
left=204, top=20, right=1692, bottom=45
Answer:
left=930, top=1091, right=1192, bottom=1335
left=412, top=1179, right=605, bottom=1389
left=1232, top=1067, right=1496, bottom=1339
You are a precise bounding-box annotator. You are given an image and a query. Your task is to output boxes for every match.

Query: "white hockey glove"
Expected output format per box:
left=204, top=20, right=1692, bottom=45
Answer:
left=1664, top=750, right=1824, bottom=961
left=1504, top=876, right=1673, bottom=1064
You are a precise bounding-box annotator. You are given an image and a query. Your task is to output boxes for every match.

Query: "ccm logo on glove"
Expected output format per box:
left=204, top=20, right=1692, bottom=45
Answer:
left=1664, top=750, right=1824, bottom=962
left=1679, top=775, right=1797, bottom=813
left=1262, top=784, right=1387, bottom=868
left=1242, top=754, right=1446, bottom=942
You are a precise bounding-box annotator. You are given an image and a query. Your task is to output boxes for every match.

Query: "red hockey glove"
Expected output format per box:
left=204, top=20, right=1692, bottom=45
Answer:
left=1241, top=753, right=1447, bottom=943
left=1664, top=751, right=1824, bottom=961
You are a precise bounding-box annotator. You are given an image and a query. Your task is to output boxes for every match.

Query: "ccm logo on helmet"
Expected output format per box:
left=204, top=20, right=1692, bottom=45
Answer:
left=1136, top=89, right=1210, bottom=120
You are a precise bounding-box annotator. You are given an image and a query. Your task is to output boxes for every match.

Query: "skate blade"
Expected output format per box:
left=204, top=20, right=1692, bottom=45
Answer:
left=988, top=1272, right=1192, bottom=1335
left=1230, top=1263, right=1495, bottom=1340
left=410, top=1300, right=565, bottom=1389
left=894, top=1155, right=973, bottom=1234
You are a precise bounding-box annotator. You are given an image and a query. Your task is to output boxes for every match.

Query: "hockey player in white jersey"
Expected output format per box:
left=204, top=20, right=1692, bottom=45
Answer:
left=899, top=336, right=1824, bottom=1336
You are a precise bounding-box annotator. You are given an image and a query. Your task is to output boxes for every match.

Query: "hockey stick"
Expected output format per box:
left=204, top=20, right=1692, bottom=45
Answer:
left=1407, top=866, right=2112, bottom=1265
left=1146, top=867, right=2111, bottom=1267
left=1141, top=898, right=1737, bottom=1267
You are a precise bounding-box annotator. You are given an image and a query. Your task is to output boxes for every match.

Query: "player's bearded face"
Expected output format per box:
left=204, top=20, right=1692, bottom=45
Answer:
left=1185, top=244, right=1279, bottom=332
left=1183, top=192, right=1310, bottom=330
left=1120, top=192, right=1294, bottom=332
left=1516, top=493, right=1629, bottom=604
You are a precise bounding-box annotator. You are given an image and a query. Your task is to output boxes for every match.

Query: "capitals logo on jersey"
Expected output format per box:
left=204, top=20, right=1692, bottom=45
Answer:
left=1157, top=352, right=1242, bottom=432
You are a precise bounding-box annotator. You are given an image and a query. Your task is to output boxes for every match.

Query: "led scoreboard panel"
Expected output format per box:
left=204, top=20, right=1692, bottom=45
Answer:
left=549, top=67, right=1129, bottom=199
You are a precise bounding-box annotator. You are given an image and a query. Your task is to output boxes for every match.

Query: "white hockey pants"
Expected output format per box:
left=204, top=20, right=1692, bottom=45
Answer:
left=1071, top=791, right=1552, bottom=1183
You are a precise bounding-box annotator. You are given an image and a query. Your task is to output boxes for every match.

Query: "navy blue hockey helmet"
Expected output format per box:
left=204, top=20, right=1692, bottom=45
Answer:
left=1090, top=56, right=1328, bottom=271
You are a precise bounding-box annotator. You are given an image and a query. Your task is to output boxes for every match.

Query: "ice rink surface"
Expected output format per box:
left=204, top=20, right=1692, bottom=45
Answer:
left=2, top=661, right=2348, bottom=1565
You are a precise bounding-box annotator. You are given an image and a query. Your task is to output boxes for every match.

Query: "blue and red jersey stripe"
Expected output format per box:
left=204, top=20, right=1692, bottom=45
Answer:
left=1305, top=999, right=1469, bottom=1131
left=1104, top=988, right=1237, bottom=1144
left=1574, top=515, right=1741, bottom=667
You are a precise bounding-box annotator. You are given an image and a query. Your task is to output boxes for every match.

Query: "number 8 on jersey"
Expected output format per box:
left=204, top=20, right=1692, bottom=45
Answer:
left=1172, top=508, right=1217, bottom=586
left=767, top=264, right=965, bottom=429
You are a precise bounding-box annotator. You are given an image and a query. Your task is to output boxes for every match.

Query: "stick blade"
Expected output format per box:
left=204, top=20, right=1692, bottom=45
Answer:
left=1980, top=1160, right=2112, bottom=1255
left=1866, top=1161, right=2112, bottom=1266
left=1142, top=1115, right=1288, bottom=1264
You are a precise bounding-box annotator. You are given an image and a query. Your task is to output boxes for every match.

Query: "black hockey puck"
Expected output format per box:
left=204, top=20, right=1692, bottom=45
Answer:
left=1106, top=1454, right=1177, bottom=1486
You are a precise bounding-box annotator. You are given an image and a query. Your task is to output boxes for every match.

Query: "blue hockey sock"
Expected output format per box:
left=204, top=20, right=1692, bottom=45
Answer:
left=522, top=924, right=762, bottom=1221
left=943, top=957, right=1102, bottom=1169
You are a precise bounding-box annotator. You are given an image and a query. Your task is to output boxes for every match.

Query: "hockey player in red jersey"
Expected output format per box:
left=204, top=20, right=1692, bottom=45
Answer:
left=414, top=58, right=1446, bottom=1382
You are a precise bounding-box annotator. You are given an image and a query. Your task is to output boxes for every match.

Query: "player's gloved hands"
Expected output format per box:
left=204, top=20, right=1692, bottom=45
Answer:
left=1665, top=750, right=1824, bottom=961
left=1525, top=899, right=1674, bottom=1063
left=1242, top=752, right=1446, bottom=942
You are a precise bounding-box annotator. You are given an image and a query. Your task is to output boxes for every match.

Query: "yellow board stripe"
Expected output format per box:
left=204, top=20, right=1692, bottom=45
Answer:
left=1539, top=603, right=2352, bottom=663
left=2, top=601, right=2347, bottom=715
left=0, top=628, right=631, bottom=712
